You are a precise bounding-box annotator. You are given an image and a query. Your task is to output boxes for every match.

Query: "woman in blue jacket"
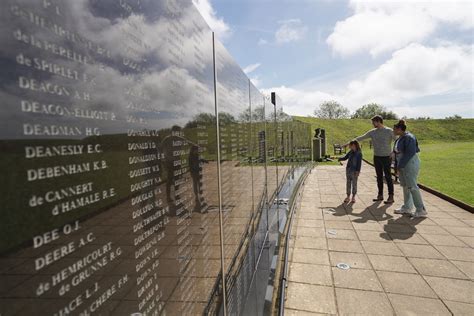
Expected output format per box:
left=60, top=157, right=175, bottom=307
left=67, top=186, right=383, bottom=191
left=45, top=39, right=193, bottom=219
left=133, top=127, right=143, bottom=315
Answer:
left=392, top=120, right=427, bottom=218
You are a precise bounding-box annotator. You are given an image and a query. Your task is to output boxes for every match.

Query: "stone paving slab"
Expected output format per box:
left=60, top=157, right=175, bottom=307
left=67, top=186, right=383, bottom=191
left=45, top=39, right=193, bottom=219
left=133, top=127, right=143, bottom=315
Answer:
left=285, top=163, right=473, bottom=315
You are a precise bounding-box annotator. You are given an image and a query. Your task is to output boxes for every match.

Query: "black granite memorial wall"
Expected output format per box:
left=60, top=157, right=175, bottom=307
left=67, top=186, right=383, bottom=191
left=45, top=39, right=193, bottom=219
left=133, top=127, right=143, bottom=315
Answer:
left=0, top=0, right=311, bottom=315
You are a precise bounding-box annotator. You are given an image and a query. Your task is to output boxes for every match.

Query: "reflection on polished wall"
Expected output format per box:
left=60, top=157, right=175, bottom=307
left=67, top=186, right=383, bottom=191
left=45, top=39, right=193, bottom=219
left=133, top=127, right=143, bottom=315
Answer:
left=0, top=0, right=311, bottom=315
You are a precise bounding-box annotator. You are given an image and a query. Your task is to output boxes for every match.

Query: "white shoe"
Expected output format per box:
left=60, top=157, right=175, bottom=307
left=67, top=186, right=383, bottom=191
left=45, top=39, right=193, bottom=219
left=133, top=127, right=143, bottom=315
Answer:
left=411, top=209, right=428, bottom=218
left=394, top=207, right=412, bottom=215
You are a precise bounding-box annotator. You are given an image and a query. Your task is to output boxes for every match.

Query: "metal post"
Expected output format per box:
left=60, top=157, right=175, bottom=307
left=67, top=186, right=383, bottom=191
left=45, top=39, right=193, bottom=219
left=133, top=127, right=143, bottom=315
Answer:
left=212, top=32, right=227, bottom=316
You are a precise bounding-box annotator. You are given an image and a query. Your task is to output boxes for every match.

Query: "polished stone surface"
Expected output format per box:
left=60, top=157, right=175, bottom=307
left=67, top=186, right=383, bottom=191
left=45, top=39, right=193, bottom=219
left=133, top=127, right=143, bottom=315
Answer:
left=0, top=0, right=311, bottom=315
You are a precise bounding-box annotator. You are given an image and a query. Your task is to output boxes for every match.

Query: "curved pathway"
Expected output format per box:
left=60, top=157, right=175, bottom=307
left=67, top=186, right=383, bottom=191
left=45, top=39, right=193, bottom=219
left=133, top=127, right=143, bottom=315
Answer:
left=285, top=163, right=473, bottom=315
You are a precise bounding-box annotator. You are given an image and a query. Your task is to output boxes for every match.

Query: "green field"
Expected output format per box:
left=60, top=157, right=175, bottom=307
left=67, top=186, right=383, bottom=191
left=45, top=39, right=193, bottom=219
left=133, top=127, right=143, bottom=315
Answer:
left=295, top=117, right=474, bottom=206
left=294, top=117, right=474, bottom=145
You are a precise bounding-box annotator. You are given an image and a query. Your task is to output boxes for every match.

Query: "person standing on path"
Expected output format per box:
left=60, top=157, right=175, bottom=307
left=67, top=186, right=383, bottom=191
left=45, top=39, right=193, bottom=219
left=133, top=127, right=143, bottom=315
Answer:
left=345, top=115, right=396, bottom=204
left=338, top=140, right=362, bottom=204
left=392, top=120, right=427, bottom=218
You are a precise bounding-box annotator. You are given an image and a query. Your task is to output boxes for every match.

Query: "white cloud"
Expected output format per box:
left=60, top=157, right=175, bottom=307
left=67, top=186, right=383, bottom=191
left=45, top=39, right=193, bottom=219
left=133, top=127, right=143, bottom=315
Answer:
left=327, top=0, right=473, bottom=57
left=192, top=0, right=231, bottom=40
left=243, top=63, right=261, bottom=74
left=350, top=0, right=473, bottom=29
left=346, top=43, right=473, bottom=105
left=250, top=76, right=261, bottom=87
left=258, top=38, right=268, bottom=46
left=261, top=86, right=339, bottom=116
left=264, top=43, right=473, bottom=118
left=275, top=19, right=308, bottom=44
left=391, top=102, right=473, bottom=119
left=327, top=9, right=435, bottom=57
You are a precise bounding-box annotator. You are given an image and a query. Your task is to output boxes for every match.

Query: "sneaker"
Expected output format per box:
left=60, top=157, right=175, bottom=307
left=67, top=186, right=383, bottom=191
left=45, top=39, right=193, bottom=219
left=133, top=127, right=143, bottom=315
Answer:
left=411, top=209, right=428, bottom=218
left=372, top=195, right=384, bottom=202
left=351, top=198, right=356, bottom=203
left=344, top=197, right=350, bottom=203
left=394, top=207, right=412, bottom=215
left=384, top=195, right=395, bottom=204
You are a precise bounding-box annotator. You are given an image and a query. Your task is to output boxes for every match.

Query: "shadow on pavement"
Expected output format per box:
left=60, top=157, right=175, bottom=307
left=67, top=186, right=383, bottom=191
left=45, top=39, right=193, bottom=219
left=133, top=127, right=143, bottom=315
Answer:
left=346, top=202, right=393, bottom=223
left=380, top=215, right=427, bottom=241
left=322, top=203, right=347, bottom=217
left=322, top=202, right=428, bottom=243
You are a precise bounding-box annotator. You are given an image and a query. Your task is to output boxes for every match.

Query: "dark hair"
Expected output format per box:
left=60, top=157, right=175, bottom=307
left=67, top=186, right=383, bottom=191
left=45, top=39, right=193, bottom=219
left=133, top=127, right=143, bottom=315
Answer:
left=349, top=140, right=361, bottom=152
left=371, top=115, right=383, bottom=124
left=393, top=119, right=407, bottom=131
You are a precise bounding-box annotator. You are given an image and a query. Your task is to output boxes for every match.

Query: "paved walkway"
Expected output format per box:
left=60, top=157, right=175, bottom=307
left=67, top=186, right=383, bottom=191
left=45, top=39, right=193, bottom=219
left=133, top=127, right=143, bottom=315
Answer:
left=285, top=163, right=473, bottom=315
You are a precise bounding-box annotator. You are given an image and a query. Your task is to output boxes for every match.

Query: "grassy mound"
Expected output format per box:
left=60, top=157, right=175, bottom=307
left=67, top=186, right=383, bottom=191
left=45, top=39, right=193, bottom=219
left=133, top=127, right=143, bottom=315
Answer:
left=294, top=117, right=474, bottom=145
left=294, top=117, right=474, bottom=206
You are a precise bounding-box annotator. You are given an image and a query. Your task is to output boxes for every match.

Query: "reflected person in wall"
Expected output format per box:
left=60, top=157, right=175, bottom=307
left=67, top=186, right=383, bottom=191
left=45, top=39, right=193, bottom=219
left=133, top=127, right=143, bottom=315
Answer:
left=161, top=125, right=187, bottom=215
left=189, top=144, right=208, bottom=213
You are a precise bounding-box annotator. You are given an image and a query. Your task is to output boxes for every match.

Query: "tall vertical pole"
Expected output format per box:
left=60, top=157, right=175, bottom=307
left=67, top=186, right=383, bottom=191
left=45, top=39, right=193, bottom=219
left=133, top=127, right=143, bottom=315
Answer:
left=249, top=79, right=255, bottom=218
left=263, top=97, right=269, bottom=231
left=271, top=95, right=280, bottom=229
left=273, top=96, right=279, bottom=195
left=212, top=32, right=227, bottom=316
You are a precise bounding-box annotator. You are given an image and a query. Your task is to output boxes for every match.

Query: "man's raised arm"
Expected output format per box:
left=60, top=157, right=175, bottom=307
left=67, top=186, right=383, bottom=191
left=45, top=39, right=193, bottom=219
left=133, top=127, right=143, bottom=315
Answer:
left=344, top=130, right=373, bottom=147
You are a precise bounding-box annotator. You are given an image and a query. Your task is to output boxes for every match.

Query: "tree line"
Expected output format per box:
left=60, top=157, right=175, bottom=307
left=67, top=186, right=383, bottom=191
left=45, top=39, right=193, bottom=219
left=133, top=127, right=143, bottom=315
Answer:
left=313, top=101, right=463, bottom=120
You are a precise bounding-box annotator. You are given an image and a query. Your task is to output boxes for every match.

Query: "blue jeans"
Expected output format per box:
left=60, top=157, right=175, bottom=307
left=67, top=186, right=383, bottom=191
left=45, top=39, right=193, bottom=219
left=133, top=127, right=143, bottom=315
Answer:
left=346, top=170, right=358, bottom=196
left=398, top=155, right=425, bottom=212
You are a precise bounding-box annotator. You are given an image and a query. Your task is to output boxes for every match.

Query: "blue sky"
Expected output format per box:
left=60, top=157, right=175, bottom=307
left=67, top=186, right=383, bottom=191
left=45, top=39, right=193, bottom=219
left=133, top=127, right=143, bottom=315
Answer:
left=193, top=0, right=473, bottom=118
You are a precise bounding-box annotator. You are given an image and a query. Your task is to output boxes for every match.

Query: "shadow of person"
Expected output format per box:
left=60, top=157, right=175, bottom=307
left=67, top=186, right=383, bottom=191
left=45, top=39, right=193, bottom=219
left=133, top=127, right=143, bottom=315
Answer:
left=409, top=217, right=428, bottom=226
left=380, top=215, right=426, bottom=241
left=370, top=202, right=393, bottom=222
left=348, top=202, right=393, bottom=224
left=323, top=203, right=347, bottom=218
left=350, top=207, right=375, bottom=223
left=344, top=203, right=353, bottom=215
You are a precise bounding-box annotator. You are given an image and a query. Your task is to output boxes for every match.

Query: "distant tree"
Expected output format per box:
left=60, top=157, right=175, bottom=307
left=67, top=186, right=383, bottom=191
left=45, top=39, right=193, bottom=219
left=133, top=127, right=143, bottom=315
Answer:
left=415, top=116, right=432, bottom=120
left=252, top=106, right=265, bottom=121
left=238, top=108, right=251, bottom=122
left=276, top=108, right=292, bottom=121
left=445, top=114, right=462, bottom=120
left=185, top=112, right=237, bottom=128
left=238, top=106, right=289, bottom=122
left=218, top=112, right=237, bottom=124
left=314, top=101, right=350, bottom=119
left=352, top=103, right=398, bottom=120
left=185, top=113, right=215, bottom=128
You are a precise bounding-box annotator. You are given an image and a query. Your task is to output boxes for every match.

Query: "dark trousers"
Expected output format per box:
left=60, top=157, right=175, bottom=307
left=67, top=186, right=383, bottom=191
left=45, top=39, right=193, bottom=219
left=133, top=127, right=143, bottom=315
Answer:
left=374, top=156, right=394, bottom=196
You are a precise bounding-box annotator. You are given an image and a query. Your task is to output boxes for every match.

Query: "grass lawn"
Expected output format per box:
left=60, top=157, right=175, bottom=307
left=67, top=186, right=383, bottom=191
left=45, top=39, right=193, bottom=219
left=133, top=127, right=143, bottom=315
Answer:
left=295, top=117, right=474, bottom=145
left=361, top=142, right=474, bottom=206
left=295, top=117, right=474, bottom=206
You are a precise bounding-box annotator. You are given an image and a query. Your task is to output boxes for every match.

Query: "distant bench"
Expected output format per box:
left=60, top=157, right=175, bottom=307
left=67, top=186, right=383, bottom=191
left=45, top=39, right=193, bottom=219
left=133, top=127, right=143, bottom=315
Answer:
left=333, top=144, right=346, bottom=155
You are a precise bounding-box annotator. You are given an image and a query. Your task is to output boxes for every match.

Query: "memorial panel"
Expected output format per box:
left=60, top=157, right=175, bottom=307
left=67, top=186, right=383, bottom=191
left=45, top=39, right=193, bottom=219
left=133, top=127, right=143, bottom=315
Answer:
left=264, top=96, right=278, bottom=204
left=213, top=38, right=254, bottom=315
left=0, top=1, right=312, bottom=315
left=249, top=84, right=266, bottom=220
left=0, top=0, right=221, bottom=314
